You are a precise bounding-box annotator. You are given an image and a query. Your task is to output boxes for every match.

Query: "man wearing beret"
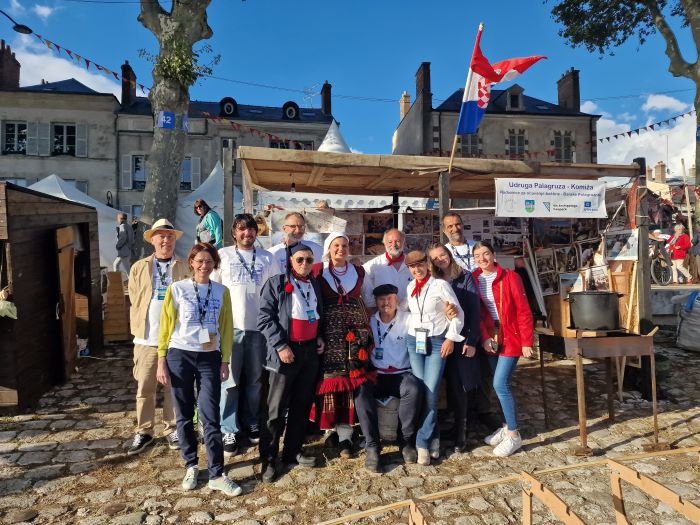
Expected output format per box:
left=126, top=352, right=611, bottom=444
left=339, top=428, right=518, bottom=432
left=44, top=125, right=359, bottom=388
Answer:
left=364, top=283, right=422, bottom=471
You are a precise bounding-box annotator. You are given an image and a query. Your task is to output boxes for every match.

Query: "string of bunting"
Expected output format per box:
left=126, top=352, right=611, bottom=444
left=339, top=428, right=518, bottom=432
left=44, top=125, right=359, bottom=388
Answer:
left=34, top=34, right=316, bottom=149
left=596, top=108, right=696, bottom=143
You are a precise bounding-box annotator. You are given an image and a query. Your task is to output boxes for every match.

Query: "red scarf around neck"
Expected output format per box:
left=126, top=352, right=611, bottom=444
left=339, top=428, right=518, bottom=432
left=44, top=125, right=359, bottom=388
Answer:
left=291, top=269, right=310, bottom=282
left=411, top=272, right=431, bottom=297
left=386, top=252, right=405, bottom=265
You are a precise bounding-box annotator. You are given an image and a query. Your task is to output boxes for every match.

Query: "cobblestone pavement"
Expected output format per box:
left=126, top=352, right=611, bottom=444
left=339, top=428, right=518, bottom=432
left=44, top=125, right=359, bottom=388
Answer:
left=1, top=330, right=699, bottom=525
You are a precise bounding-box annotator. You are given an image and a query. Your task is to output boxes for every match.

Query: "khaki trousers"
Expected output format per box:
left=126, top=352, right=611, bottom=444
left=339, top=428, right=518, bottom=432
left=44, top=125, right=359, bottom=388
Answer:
left=133, top=344, right=176, bottom=436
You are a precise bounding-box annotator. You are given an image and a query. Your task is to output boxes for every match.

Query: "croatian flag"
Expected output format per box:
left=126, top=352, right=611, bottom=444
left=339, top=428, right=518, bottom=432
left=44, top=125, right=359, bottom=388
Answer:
left=456, top=24, right=546, bottom=135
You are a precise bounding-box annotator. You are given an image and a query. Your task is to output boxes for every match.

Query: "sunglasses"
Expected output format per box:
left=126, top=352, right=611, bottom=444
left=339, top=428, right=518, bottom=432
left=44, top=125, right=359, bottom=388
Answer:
left=294, top=257, right=314, bottom=264
left=407, top=259, right=428, bottom=268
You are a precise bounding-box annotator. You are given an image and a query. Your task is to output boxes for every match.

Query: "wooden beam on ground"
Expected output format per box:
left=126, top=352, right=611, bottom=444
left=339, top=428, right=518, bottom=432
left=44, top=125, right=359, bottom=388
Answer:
left=408, top=501, right=428, bottom=525
left=520, top=472, right=585, bottom=525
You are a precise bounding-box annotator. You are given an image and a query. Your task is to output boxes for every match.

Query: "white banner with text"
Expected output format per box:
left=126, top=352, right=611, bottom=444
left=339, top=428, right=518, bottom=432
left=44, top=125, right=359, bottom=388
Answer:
left=495, top=178, right=607, bottom=218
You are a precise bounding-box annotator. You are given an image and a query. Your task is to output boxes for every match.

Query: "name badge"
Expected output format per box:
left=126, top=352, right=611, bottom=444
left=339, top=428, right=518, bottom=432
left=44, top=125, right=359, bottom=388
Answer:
left=414, top=328, right=429, bottom=355
left=374, top=347, right=383, bottom=360
left=306, top=309, right=318, bottom=323
left=198, top=328, right=210, bottom=344
left=156, top=286, right=167, bottom=301
left=246, top=282, right=256, bottom=295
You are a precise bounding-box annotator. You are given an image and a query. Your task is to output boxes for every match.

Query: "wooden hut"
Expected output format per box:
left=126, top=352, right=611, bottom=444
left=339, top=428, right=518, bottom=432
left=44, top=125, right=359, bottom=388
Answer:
left=0, top=182, right=102, bottom=411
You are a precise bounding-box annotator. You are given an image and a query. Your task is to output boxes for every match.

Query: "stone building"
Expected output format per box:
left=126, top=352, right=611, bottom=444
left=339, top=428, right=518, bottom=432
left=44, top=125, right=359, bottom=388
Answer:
left=0, top=40, right=334, bottom=217
left=392, top=62, right=600, bottom=164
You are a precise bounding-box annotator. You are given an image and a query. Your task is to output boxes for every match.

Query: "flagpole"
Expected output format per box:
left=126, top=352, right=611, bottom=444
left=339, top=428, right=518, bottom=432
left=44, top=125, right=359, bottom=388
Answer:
left=448, top=22, right=484, bottom=175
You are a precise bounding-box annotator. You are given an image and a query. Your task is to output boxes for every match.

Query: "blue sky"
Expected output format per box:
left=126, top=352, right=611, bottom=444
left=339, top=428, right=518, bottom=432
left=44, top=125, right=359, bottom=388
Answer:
left=2, top=0, right=697, bottom=174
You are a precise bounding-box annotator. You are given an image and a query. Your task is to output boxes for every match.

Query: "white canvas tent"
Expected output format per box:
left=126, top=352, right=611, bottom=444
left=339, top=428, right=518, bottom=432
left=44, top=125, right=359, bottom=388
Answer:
left=29, top=175, right=123, bottom=268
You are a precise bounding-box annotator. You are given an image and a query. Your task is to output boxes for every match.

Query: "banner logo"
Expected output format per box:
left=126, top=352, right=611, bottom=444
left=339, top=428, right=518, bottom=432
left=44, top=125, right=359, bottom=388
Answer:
left=543, top=201, right=550, bottom=212
left=525, top=199, right=535, bottom=213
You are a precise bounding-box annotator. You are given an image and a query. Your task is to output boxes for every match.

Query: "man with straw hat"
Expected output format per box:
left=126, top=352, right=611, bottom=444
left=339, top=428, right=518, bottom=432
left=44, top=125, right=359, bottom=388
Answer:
left=127, top=219, right=190, bottom=455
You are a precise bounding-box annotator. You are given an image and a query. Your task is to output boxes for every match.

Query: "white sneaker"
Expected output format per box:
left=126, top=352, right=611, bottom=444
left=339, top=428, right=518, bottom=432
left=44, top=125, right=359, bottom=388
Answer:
left=493, top=433, right=523, bottom=457
left=417, top=447, right=430, bottom=466
left=484, top=426, right=507, bottom=447
left=182, top=466, right=199, bottom=490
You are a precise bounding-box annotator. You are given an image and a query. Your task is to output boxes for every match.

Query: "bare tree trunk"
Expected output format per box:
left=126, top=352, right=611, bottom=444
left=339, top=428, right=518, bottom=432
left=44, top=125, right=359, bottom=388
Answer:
left=135, top=0, right=212, bottom=257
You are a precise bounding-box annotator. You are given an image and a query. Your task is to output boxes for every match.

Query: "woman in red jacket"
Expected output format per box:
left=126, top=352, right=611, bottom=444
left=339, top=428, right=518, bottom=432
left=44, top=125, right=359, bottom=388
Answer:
left=666, top=223, right=693, bottom=284
left=472, top=241, right=533, bottom=457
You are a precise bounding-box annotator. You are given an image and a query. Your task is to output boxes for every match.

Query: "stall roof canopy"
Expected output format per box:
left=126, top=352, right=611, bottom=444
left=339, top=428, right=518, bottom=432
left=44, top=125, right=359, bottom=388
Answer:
left=237, top=147, right=638, bottom=199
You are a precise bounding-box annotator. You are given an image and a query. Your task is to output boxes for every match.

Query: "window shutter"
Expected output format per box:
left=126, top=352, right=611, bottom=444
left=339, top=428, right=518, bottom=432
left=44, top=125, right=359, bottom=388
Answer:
left=38, top=123, right=51, bottom=156
left=26, top=122, right=38, bottom=156
left=75, top=124, right=88, bottom=158
left=191, top=157, right=201, bottom=189
left=0, top=120, right=4, bottom=153
left=121, top=154, right=132, bottom=189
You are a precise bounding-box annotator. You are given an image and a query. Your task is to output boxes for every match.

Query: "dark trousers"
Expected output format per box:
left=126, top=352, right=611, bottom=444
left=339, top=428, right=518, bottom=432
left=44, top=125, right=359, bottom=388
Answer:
left=445, top=365, right=468, bottom=444
left=471, top=351, right=496, bottom=419
left=167, top=348, right=224, bottom=480
left=259, top=340, right=319, bottom=465
left=372, top=372, right=421, bottom=446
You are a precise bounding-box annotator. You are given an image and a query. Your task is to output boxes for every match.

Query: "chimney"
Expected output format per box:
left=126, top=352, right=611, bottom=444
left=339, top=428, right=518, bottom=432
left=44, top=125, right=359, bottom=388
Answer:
left=646, top=166, right=653, bottom=180
left=654, top=161, right=667, bottom=183
left=121, top=60, right=137, bottom=108
left=690, top=165, right=696, bottom=182
left=415, top=62, right=432, bottom=109
left=0, top=40, right=20, bottom=90
left=400, top=91, right=411, bottom=120
left=320, top=80, right=332, bottom=116
left=557, top=67, right=580, bottom=112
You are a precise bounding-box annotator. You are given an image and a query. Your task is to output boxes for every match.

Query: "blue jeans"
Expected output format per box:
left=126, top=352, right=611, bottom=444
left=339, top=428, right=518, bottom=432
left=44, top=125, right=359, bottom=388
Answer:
left=167, top=348, right=223, bottom=480
left=489, top=355, right=519, bottom=431
left=220, top=329, right=266, bottom=434
left=406, top=333, right=447, bottom=450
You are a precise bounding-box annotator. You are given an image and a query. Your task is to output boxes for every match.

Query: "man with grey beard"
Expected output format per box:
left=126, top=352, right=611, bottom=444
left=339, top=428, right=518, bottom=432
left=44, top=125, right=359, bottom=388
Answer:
left=362, top=228, right=412, bottom=311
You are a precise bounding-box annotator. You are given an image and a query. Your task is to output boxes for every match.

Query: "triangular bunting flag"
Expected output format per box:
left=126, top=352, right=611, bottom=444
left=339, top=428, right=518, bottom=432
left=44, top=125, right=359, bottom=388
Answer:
left=34, top=33, right=43, bottom=41
left=65, top=49, right=73, bottom=59
left=650, top=124, right=655, bottom=130
left=627, top=131, right=632, bottom=137
left=635, top=129, right=640, bottom=135
left=112, top=71, right=120, bottom=81
left=606, top=137, right=610, bottom=142
left=85, top=59, right=91, bottom=70
left=139, top=84, right=146, bottom=93
left=74, top=54, right=82, bottom=63
left=54, top=44, right=61, bottom=54
left=44, top=40, right=53, bottom=51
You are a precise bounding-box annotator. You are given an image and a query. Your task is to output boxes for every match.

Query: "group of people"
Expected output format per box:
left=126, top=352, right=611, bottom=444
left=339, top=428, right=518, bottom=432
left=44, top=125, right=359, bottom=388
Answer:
left=126, top=210, right=534, bottom=496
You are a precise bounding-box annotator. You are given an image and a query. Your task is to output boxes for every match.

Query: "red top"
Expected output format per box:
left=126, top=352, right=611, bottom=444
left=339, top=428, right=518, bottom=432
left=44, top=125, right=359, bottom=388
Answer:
left=666, top=233, right=691, bottom=260
left=472, top=264, right=534, bottom=357
left=289, top=319, right=318, bottom=342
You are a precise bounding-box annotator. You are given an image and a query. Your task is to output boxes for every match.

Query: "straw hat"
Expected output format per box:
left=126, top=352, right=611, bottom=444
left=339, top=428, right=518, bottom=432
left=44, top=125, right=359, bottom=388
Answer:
left=143, top=218, right=184, bottom=242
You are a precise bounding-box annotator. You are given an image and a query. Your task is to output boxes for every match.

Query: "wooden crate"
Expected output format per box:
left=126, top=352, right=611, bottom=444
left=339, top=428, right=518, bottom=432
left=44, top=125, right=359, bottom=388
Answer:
left=103, top=272, right=130, bottom=342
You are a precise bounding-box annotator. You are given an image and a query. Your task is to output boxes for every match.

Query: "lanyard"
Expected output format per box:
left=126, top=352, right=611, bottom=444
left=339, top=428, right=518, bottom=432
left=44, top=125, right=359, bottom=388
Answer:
left=155, top=259, right=170, bottom=287
left=292, top=277, right=313, bottom=308
left=416, top=281, right=432, bottom=323
left=375, top=318, right=395, bottom=346
left=450, top=244, right=471, bottom=266
left=192, top=279, right=212, bottom=327
left=235, top=246, right=256, bottom=280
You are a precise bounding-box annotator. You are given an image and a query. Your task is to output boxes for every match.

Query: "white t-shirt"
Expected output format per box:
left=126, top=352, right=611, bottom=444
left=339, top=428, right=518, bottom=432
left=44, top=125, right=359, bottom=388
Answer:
left=371, top=310, right=411, bottom=374
left=268, top=240, right=323, bottom=276
left=290, top=276, right=319, bottom=321
left=133, top=259, right=173, bottom=347
left=362, top=253, right=413, bottom=309
left=213, top=245, right=274, bottom=331
left=406, top=276, right=465, bottom=342
left=445, top=241, right=476, bottom=272
left=167, top=279, right=226, bottom=352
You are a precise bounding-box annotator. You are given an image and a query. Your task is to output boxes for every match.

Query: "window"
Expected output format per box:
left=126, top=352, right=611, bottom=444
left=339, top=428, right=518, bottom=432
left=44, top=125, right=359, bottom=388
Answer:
left=65, top=179, right=88, bottom=194
left=181, top=157, right=192, bottom=191
left=507, top=129, right=526, bottom=160
left=53, top=123, right=76, bottom=155
left=3, top=122, right=27, bottom=154
left=132, top=155, right=147, bottom=190
left=131, top=205, right=142, bottom=220
left=509, top=93, right=521, bottom=109
left=460, top=134, right=480, bottom=157
left=554, top=131, right=573, bottom=163
left=270, top=140, right=313, bottom=150
left=0, top=177, right=28, bottom=187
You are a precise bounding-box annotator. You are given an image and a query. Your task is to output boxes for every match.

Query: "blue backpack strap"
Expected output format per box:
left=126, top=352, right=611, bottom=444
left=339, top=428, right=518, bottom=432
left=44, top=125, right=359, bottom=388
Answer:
left=685, top=291, right=700, bottom=312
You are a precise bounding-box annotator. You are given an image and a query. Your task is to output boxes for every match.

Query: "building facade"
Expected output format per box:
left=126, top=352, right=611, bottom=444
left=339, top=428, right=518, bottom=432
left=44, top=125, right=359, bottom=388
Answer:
left=0, top=41, right=334, bottom=218
left=392, top=62, right=600, bottom=165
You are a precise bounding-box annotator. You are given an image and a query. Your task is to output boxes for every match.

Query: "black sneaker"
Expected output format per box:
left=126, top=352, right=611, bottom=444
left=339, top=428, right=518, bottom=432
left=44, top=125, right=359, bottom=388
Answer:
left=401, top=444, right=418, bottom=464
left=166, top=432, right=180, bottom=450
left=365, top=449, right=381, bottom=473
left=223, top=432, right=239, bottom=457
left=127, top=433, right=154, bottom=455
left=261, top=462, right=277, bottom=483
left=248, top=424, right=261, bottom=445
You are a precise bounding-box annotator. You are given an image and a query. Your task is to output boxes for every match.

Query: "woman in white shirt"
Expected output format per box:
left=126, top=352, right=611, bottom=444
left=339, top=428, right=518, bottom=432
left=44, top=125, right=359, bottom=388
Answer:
left=404, top=249, right=464, bottom=465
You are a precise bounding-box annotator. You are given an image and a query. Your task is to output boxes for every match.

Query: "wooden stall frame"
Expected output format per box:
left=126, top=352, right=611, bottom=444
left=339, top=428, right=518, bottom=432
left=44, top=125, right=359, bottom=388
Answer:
left=521, top=471, right=585, bottom=525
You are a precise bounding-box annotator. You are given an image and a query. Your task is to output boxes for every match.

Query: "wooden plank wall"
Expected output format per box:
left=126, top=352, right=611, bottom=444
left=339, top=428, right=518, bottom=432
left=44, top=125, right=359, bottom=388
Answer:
left=0, top=184, right=103, bottom=409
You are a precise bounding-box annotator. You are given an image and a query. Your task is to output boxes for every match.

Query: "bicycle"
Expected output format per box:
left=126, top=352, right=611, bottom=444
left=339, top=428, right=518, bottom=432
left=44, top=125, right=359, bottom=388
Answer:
left=649, top=241, right=673, bottom=286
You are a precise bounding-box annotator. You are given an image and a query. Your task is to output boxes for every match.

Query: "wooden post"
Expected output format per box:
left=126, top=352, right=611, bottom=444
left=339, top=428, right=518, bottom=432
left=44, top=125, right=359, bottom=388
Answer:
left=681, top=159, right=693, bottom=239
left=609, top=472, right=629, bottom=525
left=439, top=171, right=450, bottom=243
left=574, top=334, right=591, bottom=455
left=223, top=144, right=233, bottom=247
left=241, top=159, right=254, bottom=214
left=392, top=191, right=400, bottom=229
left=522, top=488, right=533, bottom=525
left=606, top=357, right=615, bottom=422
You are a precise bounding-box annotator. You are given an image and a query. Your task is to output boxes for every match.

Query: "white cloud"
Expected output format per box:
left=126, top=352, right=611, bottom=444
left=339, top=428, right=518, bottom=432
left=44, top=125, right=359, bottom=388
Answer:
left=581, top=100, right=610, bottom=118
left=7, top=0, right=25, bottom=15
left=31, top=4, right=57, bottom=20
left=596, top=104, right=696, bottom=176
left=350, top=147, right=363, bottom=154
left=617, top=112, right=636, bottom=123
left=12, top=34, right=121, bottom=100
left=642, top=94, right=689, bottom=113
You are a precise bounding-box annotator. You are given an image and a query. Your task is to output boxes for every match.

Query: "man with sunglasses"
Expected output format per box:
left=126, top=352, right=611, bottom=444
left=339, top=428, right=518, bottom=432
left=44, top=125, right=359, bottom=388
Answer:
left=213, top=214, right=274, bottom=457
left=269, top=212, right=323, bottom=275
left=257, top=244, right=325, bottom=482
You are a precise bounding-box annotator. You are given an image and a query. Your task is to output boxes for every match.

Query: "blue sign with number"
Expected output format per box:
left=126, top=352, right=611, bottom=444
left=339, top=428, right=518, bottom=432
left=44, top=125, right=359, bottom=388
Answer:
left=158, top=111, right=175, bottom=129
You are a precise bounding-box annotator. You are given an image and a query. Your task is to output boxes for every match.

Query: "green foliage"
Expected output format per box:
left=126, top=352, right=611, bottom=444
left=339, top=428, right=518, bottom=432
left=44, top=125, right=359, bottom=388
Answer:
left=548, top=0, right=686, bottom=54
left=138, top=41, right=220, bottom=87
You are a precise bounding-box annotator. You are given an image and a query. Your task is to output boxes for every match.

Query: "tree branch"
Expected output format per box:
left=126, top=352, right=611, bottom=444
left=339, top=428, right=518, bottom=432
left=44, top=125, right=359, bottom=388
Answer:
left=680, top=0, right=700, bottom=72
left=645, top=0, right=693, bottom=79
left=173, top=0, right=213, bottom=42
left=138, top=0, right=167, bottom=36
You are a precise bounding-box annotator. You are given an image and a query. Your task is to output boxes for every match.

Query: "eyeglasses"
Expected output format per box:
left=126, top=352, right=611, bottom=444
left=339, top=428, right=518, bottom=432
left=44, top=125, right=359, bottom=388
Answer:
left=294, top=257, right=314, bottom=264
left=284, top=224, right=305, bottom=230
left=193, top=258, right=214, bottom=265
